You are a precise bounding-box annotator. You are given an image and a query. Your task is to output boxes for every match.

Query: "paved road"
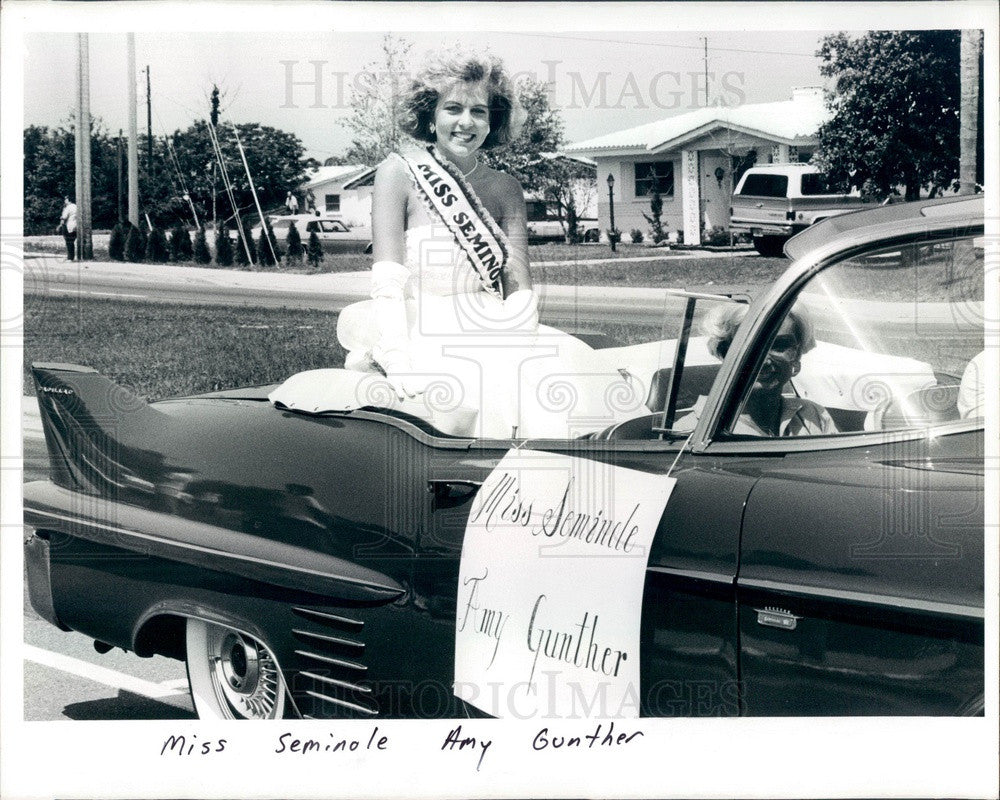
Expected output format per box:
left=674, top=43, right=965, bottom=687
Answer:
left=21, top=253, right=755, bottom=324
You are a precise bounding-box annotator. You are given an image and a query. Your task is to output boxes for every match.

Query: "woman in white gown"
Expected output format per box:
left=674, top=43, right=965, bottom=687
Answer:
left=336, top=53, right=619, bottom=439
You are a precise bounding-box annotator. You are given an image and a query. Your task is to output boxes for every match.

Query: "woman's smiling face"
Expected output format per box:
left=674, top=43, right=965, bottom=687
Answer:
left=433, top=82, right=490, bottom=161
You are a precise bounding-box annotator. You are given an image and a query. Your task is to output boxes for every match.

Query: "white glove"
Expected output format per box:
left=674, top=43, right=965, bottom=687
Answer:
left=370, top=260, right=427, bottom=399
left=503, top=288, right=540, bottom=332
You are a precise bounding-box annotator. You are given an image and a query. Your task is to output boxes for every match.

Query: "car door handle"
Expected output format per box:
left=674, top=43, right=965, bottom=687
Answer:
left=427, top=479, right=482, bottom=509
left=428, top=479, right=482, bottom=493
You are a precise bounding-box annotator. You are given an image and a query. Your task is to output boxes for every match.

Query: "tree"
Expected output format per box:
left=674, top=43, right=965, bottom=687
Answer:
left=306, top=231, right=324, bottom=269
left=146, top=227, right=170, bottom=262
left=257, top=219, right=280, bottom=267
left=193, top=227, right=212, bottom=264
left=109, top=223, right=127, bottom=260
left=285, top=222, right=304, bottom=265
left=233, top=229, right=256, bottom=266
left=214, top=225, right=234, bottom=267
left=169, top=224, right=193, bottom=261
left=643, top=192, right=667, bottom=244
left=24, top=115, right=316, bottom=236
left=484, top=77, right=566, bottom=193
left=23, top=122, right=119, bottom=234
left=341, top=35, right=413, bottom=164
left=168, top=120, right=317, bottom=227
left=124, top=224, right=146, bottom=262
left=814, top=31, right=964, bottom=201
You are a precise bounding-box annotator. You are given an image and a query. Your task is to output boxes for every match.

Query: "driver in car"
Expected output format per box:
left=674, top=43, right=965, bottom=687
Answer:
left=676, top=304, right=838, bottom=437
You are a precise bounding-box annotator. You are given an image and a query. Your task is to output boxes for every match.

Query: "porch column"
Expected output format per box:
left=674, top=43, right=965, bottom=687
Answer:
left=681, top=149, right=700, bottom=245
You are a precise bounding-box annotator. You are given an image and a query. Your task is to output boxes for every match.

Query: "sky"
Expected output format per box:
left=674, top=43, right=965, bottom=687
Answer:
left=23, top=29, right=832, bottom=163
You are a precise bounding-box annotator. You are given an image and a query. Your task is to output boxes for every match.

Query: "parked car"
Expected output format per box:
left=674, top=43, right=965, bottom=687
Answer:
left=729, top=163, right=865, bottom=256
left=252, top=213, right=373, bottom=255
left=24, top=196, right=984, bottom=720
left=525, top=198, right=600, bottom=243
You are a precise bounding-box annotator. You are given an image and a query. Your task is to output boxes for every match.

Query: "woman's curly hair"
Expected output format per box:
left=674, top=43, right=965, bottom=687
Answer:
left=399, top=51, right=524, bottom=150
left=702, top=303, right=816, bottom=361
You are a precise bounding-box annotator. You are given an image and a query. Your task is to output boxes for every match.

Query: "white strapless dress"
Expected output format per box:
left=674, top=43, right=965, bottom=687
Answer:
left=329, top=223, right=652, bottom=438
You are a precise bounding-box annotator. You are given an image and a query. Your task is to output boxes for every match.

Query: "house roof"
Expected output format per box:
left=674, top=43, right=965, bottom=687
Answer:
left=302, top=165, right=369, bottom=189
left=564, top=88, right=829, bottom=155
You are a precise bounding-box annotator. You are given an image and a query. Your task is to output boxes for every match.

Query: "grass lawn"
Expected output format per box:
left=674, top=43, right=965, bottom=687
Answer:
left=22, top=295, right=672, bottom=402
left=24, top=296, right=346, bottom=401
left=534, top=254, right=787, bottom=288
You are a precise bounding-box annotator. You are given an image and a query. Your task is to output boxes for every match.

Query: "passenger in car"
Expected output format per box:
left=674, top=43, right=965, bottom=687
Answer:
left=675, top=305, right=838, bottom=437
left=957, top=350, right=986, bottom=419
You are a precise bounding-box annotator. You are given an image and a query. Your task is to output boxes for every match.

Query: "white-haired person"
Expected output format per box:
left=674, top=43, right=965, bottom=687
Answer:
left=675, top=304, right=838, bottom=437
left=336, top=51, right=601, bottom=438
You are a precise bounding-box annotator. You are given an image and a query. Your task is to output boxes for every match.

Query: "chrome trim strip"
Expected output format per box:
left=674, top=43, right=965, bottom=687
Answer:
left=299, top=671, right=372, bottom=695
left=292, top=629, right=365, bottom=652
left=24, top=502, right=402, bottom=599
left=292, top=607, right=365, bottom=631
left=739, top=578, right=983, bottom=621
left=304, top=689, right=377, bottom=716
left=645, top=565, right=735, bottom=585
left=294, top=649, right=367, bottom=673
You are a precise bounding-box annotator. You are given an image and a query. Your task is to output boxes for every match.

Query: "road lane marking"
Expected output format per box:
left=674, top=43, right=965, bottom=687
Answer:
left=85, top=291, right=148, bottom=298
left=23, top=644, right=188, bottom=699
left=43, top=288, right=148, bottom=299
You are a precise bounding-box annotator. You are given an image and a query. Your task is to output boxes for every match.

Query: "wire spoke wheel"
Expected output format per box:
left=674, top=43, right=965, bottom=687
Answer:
left=185, top=619, right=286, bottom=719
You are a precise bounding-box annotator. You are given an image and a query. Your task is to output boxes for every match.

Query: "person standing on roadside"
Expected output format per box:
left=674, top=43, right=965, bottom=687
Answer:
left=58, top=197, right=78, bottom=261
left=285, top=191, right=299, bottom=214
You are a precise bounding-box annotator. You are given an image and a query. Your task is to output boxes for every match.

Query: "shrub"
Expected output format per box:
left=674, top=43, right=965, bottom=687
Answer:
left=702, top=226, right=731, bottom=247
left=169, top=225, right=193, bottom=261
left=606, top=228, right=622, bottom=245
left=109, top=223, right=127, bottom=261
left=629, top=228, right=644, bottom=244
left=306, top=230, right=324, bottom=269
left=145, top=227, right=170, bottom=262
left=124, top=224, right=146, bottom=262
left=285, top=222, right=304, bottom=265
left=193, top=227, right=212, bottom=264
left=642, top=191, right=667, bottom=244
left=257, top=219, right=281, bottom=267
left=563, top=197, right=582, bottom=244
left=233, top=229, right=256, bottom=266
left=214, top=226, right=234, bottom=267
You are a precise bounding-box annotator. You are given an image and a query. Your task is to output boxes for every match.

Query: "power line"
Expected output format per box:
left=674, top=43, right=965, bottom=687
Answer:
left=510, top=31, right=821, bottom=59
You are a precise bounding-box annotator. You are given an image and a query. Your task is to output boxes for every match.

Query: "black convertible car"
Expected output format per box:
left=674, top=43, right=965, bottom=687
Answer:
left=24, top=197, right=986, bottom=719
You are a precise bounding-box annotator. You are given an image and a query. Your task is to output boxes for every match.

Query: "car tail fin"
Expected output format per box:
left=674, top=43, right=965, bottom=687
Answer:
left=30, top=363, right=160, bottom=493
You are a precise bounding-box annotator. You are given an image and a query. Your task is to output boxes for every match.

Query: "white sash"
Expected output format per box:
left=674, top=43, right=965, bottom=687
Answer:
left=401, top=146, right=508, bottom=299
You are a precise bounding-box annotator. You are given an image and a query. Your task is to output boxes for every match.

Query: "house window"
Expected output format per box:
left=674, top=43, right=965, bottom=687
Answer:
left=634, top=162, right=674, bottom=197
left=325, top=194, right=341, bottom=213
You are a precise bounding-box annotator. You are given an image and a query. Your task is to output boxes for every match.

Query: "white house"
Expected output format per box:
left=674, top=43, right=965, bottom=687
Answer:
left=563, top=87, right=830, bottom=244
left=299, top=165, right=371, bottom=226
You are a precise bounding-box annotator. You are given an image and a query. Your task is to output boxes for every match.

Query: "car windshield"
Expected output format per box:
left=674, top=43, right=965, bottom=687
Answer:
left=724, top=233, right=985, bottom=437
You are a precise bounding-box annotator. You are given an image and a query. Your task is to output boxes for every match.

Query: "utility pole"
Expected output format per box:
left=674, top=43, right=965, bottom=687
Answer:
left=117, top=130, right=124, bottom=223
left=74, top=33, right=93, bottom=260
left=127, top=33, right=139, bottom=227
left=146, top=65, right=153, bottom=176
left=702, top=37, right=709, bottom=107
left=958, top=29, right=981, bottom=195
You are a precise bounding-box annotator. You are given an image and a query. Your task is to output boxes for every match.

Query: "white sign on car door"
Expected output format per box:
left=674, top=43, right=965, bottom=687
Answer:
left=454, top=449, right=675, bottom=719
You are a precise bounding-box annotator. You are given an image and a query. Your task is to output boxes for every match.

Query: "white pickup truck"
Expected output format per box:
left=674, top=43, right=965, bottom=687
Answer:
left=730, top=164, right=865, bottom=256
